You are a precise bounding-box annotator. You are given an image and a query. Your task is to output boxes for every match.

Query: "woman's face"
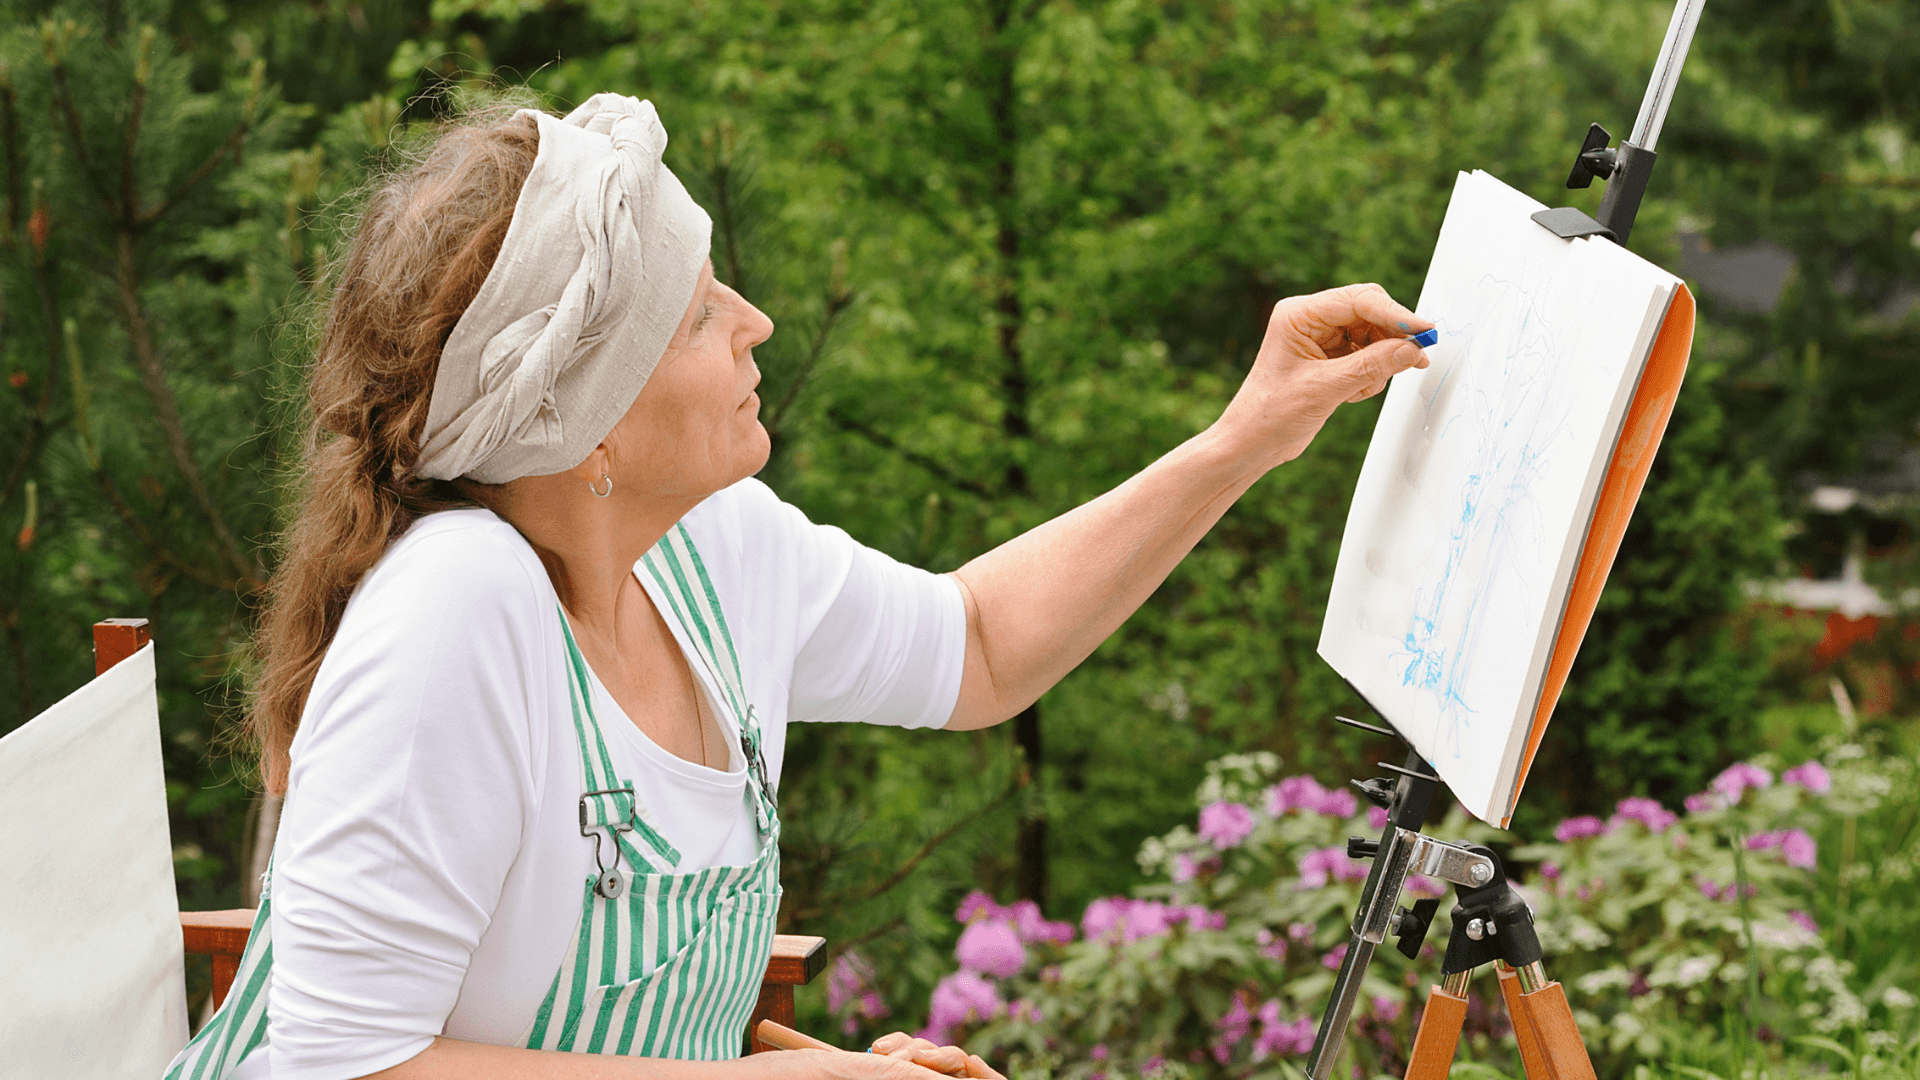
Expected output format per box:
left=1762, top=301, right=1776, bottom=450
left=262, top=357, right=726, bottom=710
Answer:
left=600, top=260, right=774, bottom=499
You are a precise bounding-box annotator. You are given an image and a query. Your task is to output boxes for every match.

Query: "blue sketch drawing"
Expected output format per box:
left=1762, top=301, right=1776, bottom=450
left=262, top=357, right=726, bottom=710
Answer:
left=1392, top=269, right=1576, bottom=765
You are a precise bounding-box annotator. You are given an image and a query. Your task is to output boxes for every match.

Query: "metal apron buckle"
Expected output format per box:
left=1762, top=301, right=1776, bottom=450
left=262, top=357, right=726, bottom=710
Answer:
left=579, top=786, right=639, bottom=899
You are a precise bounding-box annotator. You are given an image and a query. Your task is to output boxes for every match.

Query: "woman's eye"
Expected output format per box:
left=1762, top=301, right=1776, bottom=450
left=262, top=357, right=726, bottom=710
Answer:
left=693, top=304, right=715, bottom=334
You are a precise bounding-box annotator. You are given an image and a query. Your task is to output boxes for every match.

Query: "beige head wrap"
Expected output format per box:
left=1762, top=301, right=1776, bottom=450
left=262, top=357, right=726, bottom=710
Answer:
left=416, top=94, right=712, bottom=484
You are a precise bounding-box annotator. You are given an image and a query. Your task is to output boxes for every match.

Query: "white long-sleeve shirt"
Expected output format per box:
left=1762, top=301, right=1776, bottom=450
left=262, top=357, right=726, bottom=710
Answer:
left=249, top=479, right=965, bottom=1080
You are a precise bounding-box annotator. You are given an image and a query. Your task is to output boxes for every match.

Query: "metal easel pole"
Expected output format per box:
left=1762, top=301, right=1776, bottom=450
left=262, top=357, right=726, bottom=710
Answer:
left=1535, top=0, right=1709, bottom=248
left=1594, top=0, right=1707, bottom=243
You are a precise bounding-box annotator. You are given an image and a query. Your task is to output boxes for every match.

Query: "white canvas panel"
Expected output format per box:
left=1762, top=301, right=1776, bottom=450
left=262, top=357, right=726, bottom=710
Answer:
left=0, top=643, right=189, bottom=1078
left=1318, top=171, right=1677, bottom=823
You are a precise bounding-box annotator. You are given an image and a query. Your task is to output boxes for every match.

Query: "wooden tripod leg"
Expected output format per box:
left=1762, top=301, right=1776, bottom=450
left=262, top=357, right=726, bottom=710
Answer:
left=1498, top=966, right=1549, bottom=1080
left=1405, top=984, right=1469, bottom=1080
left=1510, top=980, right=1597, bottom=1080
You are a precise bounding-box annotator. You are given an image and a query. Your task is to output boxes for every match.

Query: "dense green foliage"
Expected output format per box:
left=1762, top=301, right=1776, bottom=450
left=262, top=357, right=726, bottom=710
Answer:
left=1, top=0, right=1915, bottom=1068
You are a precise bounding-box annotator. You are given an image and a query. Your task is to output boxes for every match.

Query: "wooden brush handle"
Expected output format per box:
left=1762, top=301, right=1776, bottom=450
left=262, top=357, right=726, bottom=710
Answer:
left=756, top=1019, right=840, bottom=1053
left=754, top=1021, right=970, bottom=1076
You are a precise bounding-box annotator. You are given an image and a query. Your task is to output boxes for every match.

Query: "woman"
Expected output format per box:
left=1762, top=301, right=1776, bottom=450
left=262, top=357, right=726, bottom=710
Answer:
left=165, top=94, right=1431, bottom=1080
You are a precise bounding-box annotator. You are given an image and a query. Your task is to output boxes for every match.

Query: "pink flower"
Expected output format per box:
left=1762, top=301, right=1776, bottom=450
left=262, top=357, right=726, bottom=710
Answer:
left=1199, top=800, right=1257, bottom=848
left=1167, top=904, right=1226, bottom=931
left=1008, top=998, right=1041, bottom=1023
left=1142, top=1057, right=1166, bottom=1076
left=1539, top=861, right=1562, bottom=880
left=1322, top=942, right=1349, bottom=970
left=1288, top=920, right=1317, bottom=942
left=956, top=919, right=1027, bottom=978
left=1789, top=910, right=1819, bottom=934
left=1748, top=829, right=1815, bottom=867
left=1082, top=897, right=1129, bottom=940
left=1266, top=775, right=1355, bottom=817
left=859, top=991, right=887, bottom=1020
left=1091, top=1045, right=1109, bottom=1062
left=1318, top=787, right=1359, bottom=818
left=1009, top=900, right=1075, bottom=945
left=1172, top=853, right=1199, bottom=882
left=1711, top=762, right=1774, bottom=803
left=1783, top=761, right=1831, bottom=795
left=1554, top=816, right=1606, bottom=842
left=828, top=952, right=877, bottom=1015
left=1297, top=846, right=1368, bottom=889
left=1256, top=928, right=1287, bottom=960
left=1611, top=797, right=1678, bottom=833
left=955, top=890, right=1003, bottom=924
left=1369, top=805, right=1391, bottom=830
left=1215, top=993, right=1254, bottom=1047
left=1371, top=995, right=1403, bottom=1023
left=1685, top=791, right=1721, bottom=814
left=1251, top=1001, right=1316, bottom=1059
left=1782, top=829, right=1818, bottom=869
left=925, top=970, right=1003, bottom=1042
left=1407, top=874, right=1447, bottom=899
left=1267, top=776, right=1326, bottom=815
left=1125, top=901, right=1172, bottom=941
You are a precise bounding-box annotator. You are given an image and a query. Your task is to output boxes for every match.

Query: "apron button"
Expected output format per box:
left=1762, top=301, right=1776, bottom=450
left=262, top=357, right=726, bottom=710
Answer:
left=596, top=870, right=626, bottom=899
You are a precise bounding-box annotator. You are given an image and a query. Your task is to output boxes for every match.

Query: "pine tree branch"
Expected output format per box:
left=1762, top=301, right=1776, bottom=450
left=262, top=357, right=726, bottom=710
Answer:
left=0, top=248, right=65, bottom=511
left=827, top=407, right=995, bottom=499
left=118, top=32, right=147, bottom=231
left=786, top=780, right=1019, bottom=922
left=2, top=66, right=21, bottom=234
left=763, top=284, right=853, bottom=441
left=141, top=62, right=261, bottom=226
left=112, top=230, right=264, bottom=587
left=91, top=467, right=244, bottom=593
left=44, top=57, right=117, bottom=216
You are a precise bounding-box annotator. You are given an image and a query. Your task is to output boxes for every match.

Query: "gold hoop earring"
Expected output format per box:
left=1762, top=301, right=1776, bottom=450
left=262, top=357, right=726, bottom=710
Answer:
left=589, top=474, right=613, bottom=498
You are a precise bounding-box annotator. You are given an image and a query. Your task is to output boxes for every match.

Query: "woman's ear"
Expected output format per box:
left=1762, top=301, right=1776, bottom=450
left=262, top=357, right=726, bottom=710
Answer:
left=576, top=442, right=615, bottom=487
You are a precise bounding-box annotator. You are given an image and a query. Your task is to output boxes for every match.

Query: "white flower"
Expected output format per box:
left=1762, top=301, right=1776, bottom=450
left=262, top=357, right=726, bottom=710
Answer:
left=1883, top=986, right=1918, bottom=1009
left=1575, top=969, right=1633, bottom=995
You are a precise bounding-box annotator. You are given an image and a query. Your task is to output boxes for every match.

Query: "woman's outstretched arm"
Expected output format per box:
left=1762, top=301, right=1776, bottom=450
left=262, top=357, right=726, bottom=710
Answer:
left=945, top=283, right=1432, bottom=731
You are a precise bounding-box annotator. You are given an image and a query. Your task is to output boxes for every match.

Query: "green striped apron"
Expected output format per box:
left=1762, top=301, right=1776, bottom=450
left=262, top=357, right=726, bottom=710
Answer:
left=164, top=525, right=780, bottom=1077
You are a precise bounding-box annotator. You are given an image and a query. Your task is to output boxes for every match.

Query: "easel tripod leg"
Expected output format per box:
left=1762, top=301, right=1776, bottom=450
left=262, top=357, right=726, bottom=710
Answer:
left=1497, top=964, right=1549, bottom=1080
left=1405, top=972, right=1472, bottom=1080
left=1507, top=965, right=1597, bottom=1080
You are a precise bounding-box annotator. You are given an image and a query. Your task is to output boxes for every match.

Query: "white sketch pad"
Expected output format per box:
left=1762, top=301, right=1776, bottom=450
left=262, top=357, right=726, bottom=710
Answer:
left=1318, top=170, right=1679, bottom=824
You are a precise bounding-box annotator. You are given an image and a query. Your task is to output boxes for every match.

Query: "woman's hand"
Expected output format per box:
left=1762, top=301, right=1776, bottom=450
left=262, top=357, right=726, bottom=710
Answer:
left=1214, top=282, right=1432, bottom=469
left=866, top=1032, right=1003, bottom=1078
left=781, top=1036, right=1004, bottom=1080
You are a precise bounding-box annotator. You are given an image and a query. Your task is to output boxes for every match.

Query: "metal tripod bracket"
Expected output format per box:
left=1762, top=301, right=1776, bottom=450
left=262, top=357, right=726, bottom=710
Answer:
left=1306, top=711, right=1503, bottom=1080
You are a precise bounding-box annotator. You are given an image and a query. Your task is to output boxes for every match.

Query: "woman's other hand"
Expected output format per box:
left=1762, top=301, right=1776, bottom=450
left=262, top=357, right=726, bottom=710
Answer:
left=1216, top=282, right=1432, bottom=469
left=865, top=1033, right=1004, bottom=1079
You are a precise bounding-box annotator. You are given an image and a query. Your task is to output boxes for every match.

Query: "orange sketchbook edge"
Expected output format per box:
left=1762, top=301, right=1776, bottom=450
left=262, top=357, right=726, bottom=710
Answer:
left=1500, top=284, right=1697, bottom=828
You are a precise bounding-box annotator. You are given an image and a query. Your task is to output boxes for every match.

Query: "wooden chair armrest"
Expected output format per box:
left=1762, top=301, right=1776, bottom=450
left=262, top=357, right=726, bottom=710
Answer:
left=764, top=934, right=827, bottom=985
left=181, top=909, right=255, bottom=956
left=182, top=909, right=255, bottom=1010
left=180, top=911, right=827, bottom=1041
left=747, top=935, right=828, bottom=1053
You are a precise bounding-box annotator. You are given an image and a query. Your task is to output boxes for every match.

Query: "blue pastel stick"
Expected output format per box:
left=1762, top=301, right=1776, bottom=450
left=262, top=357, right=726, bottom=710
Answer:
left=1410, top=327, right=1439, bottom=348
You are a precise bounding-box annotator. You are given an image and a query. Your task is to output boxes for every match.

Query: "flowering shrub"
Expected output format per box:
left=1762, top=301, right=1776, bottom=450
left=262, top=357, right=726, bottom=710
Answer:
left=879, top=747, right=1917, bottom=1080
left=1513, top=749, right=1908, bottom=1064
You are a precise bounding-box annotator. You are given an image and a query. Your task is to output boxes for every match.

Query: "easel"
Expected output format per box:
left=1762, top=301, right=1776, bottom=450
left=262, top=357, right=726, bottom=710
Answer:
left=1303, top=3, right=1707, bottom=1079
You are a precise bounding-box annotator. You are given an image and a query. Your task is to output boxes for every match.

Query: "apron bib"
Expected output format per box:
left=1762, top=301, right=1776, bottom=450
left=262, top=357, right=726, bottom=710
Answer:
left=165, top=525, right=779, bottom=1077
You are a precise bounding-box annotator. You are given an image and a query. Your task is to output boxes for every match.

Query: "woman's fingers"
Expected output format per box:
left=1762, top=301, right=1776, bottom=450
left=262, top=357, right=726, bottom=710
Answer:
left=1340, top=336, right=1429, bottom=402
left=1272, top=282, right=1432, bottom=354
left=862, top=1033, right=984, bottom=1077
left=962, top=1053, right=1006, bottom=1080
